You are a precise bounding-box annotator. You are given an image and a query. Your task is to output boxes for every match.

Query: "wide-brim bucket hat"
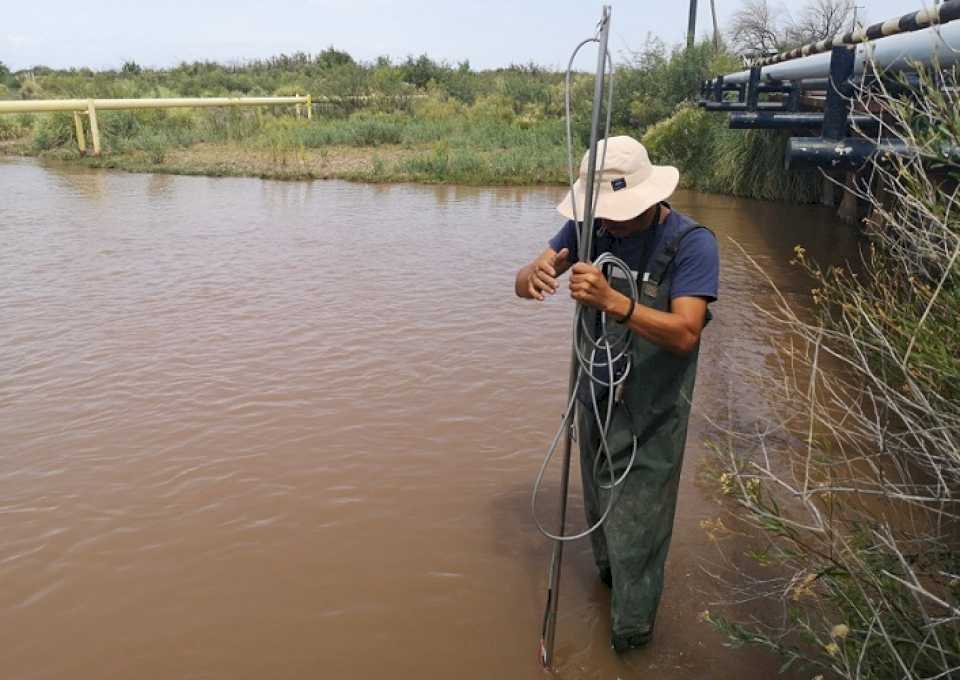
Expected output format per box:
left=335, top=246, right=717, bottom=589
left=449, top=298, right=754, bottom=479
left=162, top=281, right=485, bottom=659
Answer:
left=556, top=135, right=680, bottom=222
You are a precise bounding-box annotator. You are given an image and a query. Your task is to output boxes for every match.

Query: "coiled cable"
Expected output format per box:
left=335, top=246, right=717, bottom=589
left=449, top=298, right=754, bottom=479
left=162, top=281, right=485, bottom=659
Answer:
left=530, top=24, right=639, bottom=541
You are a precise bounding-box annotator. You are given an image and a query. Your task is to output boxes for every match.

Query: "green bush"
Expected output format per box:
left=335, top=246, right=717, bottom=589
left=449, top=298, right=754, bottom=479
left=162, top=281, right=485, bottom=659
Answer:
left=0, top=116, right=26, bottom=141
left=257, top=117, right=303, bottom=165
left=643, top=104, right=822, bottom=203
left=642, top=104, right=722, bottom=190
left=32, top=112, right=75, bottom=150
left=711, top=128, right=820, bottom=202
left=467, top=93, right=515, bottom=124
left=134, top=131, right=168, bottom=164
left=412, top=93, right=464, bottom=121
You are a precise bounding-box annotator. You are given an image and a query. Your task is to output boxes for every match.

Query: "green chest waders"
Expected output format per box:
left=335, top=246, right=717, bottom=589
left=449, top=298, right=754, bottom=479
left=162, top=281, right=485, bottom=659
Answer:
left=576, top=221, right=712, bottom=650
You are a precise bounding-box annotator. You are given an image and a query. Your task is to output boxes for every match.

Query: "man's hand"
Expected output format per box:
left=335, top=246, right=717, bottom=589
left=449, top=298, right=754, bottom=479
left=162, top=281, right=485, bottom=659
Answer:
left=569, top=262, right=628, bottom=315
left=525, top=248, right=570, bottom=301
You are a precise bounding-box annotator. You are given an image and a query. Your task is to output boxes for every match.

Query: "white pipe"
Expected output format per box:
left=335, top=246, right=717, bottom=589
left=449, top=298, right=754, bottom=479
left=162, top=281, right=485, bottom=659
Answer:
left=724, top=20, right=960, bottom=84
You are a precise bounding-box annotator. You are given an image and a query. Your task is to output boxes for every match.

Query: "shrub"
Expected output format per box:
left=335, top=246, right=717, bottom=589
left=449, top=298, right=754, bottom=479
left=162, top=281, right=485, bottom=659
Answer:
left=642, top=104, right=722, bottom=189
left=135, top=131, right=168, bottom=163
left=643, top=104, right=821, bottom=202
left=467, top=93, right=515, bottom=124
left=0, top=115, right=26, bottom=141
left=412, top=93, right=463, bottom=121
left=705, top=66, right=960, bottom=680
left=32, top=112, right=74, bottom=150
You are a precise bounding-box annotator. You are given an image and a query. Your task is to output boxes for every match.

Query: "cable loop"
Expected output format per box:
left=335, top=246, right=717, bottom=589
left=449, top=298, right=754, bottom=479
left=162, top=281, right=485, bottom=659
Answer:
left=531, top=27, right=635, bottom=543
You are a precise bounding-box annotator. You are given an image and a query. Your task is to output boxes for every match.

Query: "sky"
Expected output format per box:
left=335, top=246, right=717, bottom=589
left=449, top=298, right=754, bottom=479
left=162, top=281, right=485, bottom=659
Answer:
left=1, top=0, right=926, bottom=72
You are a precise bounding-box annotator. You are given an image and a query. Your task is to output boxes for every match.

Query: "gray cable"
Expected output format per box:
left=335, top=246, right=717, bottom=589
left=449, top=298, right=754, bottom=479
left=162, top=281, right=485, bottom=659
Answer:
left=531, top=19, right=640, bottom=542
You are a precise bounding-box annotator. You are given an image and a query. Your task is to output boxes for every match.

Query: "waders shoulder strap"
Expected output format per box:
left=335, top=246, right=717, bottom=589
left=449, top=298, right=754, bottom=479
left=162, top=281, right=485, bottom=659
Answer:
left=639, top=223, right=714, bottom=302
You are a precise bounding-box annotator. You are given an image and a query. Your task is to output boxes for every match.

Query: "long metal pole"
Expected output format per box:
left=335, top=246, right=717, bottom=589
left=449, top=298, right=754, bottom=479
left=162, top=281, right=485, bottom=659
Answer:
left=710, top=0, right=721, bottom=50
left=687, top=0, right=699, bottom=49
left=539, top=5, right=611, bottom=669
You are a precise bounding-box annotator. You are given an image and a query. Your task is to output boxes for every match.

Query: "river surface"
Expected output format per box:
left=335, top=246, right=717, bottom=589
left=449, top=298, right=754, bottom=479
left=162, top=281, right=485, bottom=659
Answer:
left=0, top=158, right=858, bottom=679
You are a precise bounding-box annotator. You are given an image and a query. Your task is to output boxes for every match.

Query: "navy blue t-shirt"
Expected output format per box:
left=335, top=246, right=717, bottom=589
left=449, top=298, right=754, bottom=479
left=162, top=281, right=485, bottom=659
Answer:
left=548, top=209, right=719, bottom=303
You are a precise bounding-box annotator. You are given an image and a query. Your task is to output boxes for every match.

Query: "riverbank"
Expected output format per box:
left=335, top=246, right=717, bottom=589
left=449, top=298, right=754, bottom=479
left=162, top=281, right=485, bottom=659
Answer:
left=5, top=139, right=573, bottom=185
left=5, top=106, right=586, bottom=186
left=2, top=104, right=823, bottom=200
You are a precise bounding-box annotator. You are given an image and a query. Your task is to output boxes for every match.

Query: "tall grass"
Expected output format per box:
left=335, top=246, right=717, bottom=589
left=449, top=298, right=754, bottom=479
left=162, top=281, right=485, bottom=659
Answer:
left=642, top=103, right=821, bottom=202
left=0, top=113, right=32, bottom=141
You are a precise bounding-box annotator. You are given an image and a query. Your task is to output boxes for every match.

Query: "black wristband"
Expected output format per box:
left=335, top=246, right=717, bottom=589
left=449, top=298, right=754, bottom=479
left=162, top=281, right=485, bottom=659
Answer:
left=616, top=298, right=635, bottom=324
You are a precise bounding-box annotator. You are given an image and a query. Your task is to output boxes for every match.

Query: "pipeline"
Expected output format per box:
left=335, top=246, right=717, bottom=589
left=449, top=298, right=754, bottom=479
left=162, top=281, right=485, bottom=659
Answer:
left=699, top=4, right=960, bottom=170
left=786, top=137, right=960, bottom=170
left=721, top=15, right=960, bottom=85
left=750, top=0, right=960, bottom=68
left=729, top=112, right=879, bottom=131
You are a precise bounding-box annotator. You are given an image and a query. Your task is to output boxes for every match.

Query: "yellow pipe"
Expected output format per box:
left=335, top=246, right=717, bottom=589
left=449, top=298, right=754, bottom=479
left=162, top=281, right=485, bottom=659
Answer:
left=73, top=111, right=86, bottom=152
left=0, top=94, right=424, bottom=115
left=0, top=95, right=310, bottom=114
left=87, top=100, right=101, bottom=156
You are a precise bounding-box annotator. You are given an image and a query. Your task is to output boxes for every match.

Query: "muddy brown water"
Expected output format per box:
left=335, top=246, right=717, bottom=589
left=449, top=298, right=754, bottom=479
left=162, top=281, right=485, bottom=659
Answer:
left=0, top=158, right=858, bottom=679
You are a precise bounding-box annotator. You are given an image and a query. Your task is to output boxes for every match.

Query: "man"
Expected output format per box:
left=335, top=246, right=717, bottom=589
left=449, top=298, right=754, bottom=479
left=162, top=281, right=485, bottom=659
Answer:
left=514, top=136, right=719, bottom=651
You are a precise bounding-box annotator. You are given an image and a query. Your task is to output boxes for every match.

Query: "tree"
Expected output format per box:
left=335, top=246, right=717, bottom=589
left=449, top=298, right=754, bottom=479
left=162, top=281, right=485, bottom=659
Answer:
left=0, top=61, right=15, bottom=91
left=728, top=0, right=786, bottom=56
left=315, top=47, right=354, bottom=69
left=399, top=54, right=442, bottom=89
left=785, top=0, right=856, bottom=46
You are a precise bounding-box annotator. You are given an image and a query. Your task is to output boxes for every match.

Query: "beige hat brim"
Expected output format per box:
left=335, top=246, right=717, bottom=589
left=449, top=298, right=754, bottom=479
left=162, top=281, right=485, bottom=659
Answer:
left=555, top=165, right=680, bottom=222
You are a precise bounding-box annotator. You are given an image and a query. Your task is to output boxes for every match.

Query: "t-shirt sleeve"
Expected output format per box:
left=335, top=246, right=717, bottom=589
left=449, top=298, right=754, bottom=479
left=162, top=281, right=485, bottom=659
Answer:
left=547, top=220, right=580, bottom=262
left=671, top=228, right=719, bottom=303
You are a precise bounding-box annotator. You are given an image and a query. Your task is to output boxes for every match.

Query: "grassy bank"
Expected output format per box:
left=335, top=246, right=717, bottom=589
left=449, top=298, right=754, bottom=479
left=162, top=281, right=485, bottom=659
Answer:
left=0, top=42, right=818, bottom=195
left=4, top=104, right=575, bottom=185
left=5, top=99, right=810, bottom=193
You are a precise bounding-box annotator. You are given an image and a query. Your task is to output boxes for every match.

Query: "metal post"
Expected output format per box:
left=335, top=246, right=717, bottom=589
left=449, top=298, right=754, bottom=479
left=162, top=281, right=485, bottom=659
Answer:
left=540, top=4, right=611, bottom=670
left=823, top=46, right=855, bottom=140
left=86, top=99, right=101, bottom=156
left=787, top=80, right=801, bottom=111
left=746, top=66, right=761, bottom=111
left=710, top=0, right=720, bottom=50
left=687, top=0, right=699, bottom=49
left=73, top=111, right=86, bottom=153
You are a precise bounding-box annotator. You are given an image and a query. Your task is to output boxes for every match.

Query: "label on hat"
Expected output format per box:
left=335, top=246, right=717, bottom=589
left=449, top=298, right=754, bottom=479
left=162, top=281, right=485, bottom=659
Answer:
left=611, top=177, right=627, bottom=191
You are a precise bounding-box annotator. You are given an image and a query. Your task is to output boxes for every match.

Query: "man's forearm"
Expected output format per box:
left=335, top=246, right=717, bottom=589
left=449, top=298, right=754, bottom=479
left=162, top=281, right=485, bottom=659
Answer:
left=608, top=293, right=700, bottom=356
